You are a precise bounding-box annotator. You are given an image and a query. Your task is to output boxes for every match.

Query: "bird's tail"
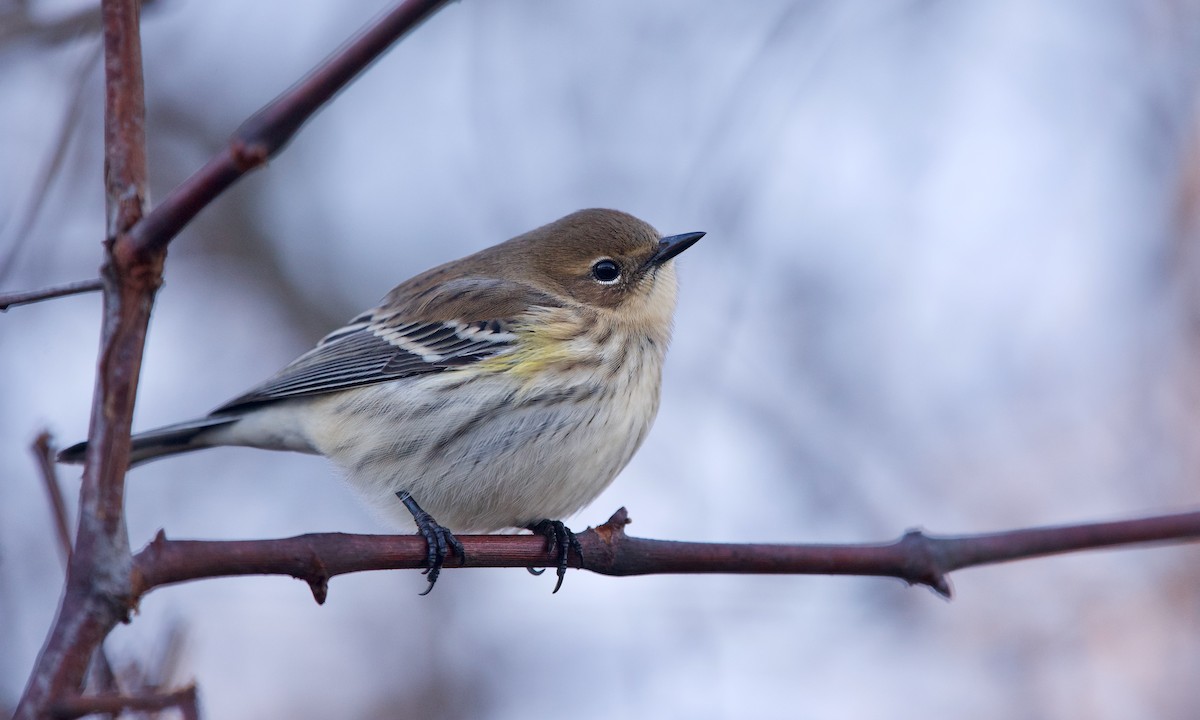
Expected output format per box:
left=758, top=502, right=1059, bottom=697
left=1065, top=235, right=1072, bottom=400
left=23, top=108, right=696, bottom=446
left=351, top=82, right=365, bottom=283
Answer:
left=57, top=416, right=240, bottom=467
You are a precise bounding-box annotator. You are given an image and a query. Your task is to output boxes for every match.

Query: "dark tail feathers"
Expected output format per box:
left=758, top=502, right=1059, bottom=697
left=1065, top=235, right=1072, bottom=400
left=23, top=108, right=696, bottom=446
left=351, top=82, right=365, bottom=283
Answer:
left=57, top=416, right=239, bottom=467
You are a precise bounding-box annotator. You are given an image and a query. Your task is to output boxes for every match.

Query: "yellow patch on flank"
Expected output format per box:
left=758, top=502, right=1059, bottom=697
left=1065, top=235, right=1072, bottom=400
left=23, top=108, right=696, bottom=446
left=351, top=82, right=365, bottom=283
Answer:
left=473, top=310, right=590, bottom=378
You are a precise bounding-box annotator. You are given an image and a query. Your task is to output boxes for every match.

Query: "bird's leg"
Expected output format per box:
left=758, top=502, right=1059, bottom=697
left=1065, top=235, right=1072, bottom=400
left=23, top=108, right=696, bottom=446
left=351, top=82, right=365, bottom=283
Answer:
left=396, top=490, right=464, bottom=595
left=526, top=520, right=583, bottom=593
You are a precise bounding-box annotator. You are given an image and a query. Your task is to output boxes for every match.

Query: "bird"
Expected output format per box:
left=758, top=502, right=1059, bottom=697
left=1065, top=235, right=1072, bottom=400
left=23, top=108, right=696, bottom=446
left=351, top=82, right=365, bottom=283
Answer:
left=59, top=208, right=703, bottom=593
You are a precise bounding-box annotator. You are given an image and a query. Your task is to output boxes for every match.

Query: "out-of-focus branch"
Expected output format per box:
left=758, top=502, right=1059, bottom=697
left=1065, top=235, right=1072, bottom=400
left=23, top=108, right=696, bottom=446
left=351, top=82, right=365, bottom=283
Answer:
left=32, top=432, right=73, bottom=563
left=128, top=507, right=1200, bottom=604
left=126, top=0, right=453, bottom=257
left=0, top=0, right=161, bottom=47
left=0, top=41, right=99, bottom=285
left=0, top=278, right=103, bottom=312
left=114, top=622, right=189, bottom=700
left=0, top=4, right=102, bottom=47
left=51, top=685, right=199, bottom=720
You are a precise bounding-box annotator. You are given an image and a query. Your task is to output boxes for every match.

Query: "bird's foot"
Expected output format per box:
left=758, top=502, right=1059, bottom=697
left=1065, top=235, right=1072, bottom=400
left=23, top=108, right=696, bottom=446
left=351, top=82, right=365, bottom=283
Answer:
left=526, top=519, right=583, bottom=594
left=396, top=491, right=464, bottom=595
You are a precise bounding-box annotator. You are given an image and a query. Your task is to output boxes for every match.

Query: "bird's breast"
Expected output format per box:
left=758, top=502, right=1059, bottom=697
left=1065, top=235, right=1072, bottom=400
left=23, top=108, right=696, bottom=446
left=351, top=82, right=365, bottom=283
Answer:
left=306, top=319, right=668, bottom=532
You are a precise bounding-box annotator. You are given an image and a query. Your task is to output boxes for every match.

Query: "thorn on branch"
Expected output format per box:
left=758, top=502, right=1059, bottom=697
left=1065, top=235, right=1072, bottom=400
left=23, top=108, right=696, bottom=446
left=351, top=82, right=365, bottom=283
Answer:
left=898, top=529, right=953, bottom=599
left=595, top=507, right=631, bottom=543
left=228, top=139, right=270, bottom=172
left=304, top=553, right=330, bottom=605
left=123, top=508, right=1200, bottom=612
left=129, top=529, right=170, bottom=601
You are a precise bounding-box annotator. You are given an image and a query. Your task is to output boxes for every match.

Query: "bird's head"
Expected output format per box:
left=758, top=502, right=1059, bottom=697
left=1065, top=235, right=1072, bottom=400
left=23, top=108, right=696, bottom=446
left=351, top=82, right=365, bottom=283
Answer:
left=500, top=209, right=704, bottom=321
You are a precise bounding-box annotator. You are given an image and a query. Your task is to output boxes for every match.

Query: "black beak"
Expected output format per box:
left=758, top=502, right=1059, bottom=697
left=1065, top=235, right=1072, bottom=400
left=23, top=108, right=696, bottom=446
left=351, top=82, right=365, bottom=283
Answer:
left=649, top=231, right=705, bottom=267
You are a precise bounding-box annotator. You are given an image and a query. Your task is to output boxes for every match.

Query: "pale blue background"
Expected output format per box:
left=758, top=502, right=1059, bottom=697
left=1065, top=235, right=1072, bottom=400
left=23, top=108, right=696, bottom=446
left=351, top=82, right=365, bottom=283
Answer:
left=3, top=1, right=1200, bottom=718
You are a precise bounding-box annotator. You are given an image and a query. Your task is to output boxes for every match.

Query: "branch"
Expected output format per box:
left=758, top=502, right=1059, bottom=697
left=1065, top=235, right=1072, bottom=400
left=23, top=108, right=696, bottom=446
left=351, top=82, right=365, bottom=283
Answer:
left=31, top=432, right=123, bottom=696
left=16, top=0, right=151, bottom=716
left=0, top=41, right=100, bottom=284
left=51, top=685, right=199, bottom=720
left=17, top=3, right=457, bottom=715
left=127, top=507, right=1200, bottom=605
left=0, top=279, right=103, bottom=312
left=0, top=4, right=101, bottom=48
left=31, top=432, right=74, bottom=563
left=126, top=0, right=453, bottom=257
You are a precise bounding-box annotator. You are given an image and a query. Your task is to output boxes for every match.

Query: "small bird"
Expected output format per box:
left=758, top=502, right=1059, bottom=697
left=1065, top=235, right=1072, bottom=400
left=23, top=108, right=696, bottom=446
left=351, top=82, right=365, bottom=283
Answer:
left=60, top=208, right=702, bottom=593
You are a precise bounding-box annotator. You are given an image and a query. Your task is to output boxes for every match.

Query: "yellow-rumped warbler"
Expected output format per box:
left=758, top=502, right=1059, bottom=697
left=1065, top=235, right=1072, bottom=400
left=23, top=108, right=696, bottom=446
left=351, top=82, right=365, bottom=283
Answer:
left=60, top=208, right=702, bottom=592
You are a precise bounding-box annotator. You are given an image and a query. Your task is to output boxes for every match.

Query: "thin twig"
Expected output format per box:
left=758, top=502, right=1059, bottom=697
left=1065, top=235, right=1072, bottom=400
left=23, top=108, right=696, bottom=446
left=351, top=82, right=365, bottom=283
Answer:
left=51, top=685, right=199, bottom=720
left=31, top=432, right=73, bottom=563
left=127, top=507, right=1200, bottom=605
left=0, top=278, right=103, bottom=312
left=0, top=4, right=101, bottom=48
left=0, top=41, right=101, bottom=284
left=86, top=652, right=120, bottom=710
left=130, top=622, right=188, bottom=693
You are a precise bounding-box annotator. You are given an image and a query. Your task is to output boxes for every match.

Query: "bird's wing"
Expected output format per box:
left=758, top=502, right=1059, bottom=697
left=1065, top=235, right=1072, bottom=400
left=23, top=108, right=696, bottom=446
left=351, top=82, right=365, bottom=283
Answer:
left=212, top=276, right=560, bottom=413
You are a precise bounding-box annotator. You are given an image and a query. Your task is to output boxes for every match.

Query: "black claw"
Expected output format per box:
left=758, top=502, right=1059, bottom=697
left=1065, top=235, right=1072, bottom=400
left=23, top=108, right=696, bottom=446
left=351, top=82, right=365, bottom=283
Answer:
left=526, top=520, right=583, bottom=593
left=397, top=491, right=464, bottom=595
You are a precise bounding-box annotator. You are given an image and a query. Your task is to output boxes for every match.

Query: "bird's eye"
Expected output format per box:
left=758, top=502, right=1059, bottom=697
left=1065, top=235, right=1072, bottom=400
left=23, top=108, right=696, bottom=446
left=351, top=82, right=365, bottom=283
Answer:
left=590, top=259, right=621, bottom=284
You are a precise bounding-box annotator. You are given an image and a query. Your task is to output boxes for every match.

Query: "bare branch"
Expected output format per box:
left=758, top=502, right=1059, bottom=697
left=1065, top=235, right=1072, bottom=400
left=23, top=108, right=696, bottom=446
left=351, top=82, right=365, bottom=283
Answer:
left=128, top=507, right=1200, bottom=604
left=31, top=432, right=74, bottom=563
left=15, top=0, right=150, bottom=715
left=127, top=0, right=453, bottom=257
left=0, top=279, right=103, bottom=312
left=51, top=685, right=199, bottom=720
left=31, top=432, right=122, bottom=698
left=17, top=4, right=457, bottom=716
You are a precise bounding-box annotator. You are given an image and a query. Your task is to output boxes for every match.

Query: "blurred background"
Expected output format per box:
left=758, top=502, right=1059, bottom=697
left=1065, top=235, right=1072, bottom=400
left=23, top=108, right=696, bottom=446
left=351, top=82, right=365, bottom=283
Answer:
left=3, top=0, right=1200, bottom=717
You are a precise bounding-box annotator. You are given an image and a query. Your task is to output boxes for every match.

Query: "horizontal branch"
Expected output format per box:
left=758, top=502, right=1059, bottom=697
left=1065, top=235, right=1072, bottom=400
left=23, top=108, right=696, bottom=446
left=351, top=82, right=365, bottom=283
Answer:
left=129, top=507, right=1200, bottom=604
left=0, top=278, right=102, bottom=312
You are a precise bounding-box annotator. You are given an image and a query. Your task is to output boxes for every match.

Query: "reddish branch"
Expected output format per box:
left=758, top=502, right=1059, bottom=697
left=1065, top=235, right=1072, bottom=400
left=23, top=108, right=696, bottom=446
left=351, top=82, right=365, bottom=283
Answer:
left=124, top=507, right=1200, bottom=607
left=17, top=0, right=151, bottom=717
left=31, top=432, right=122, bottom=696
left=16, top=1, right=455, bottom=717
